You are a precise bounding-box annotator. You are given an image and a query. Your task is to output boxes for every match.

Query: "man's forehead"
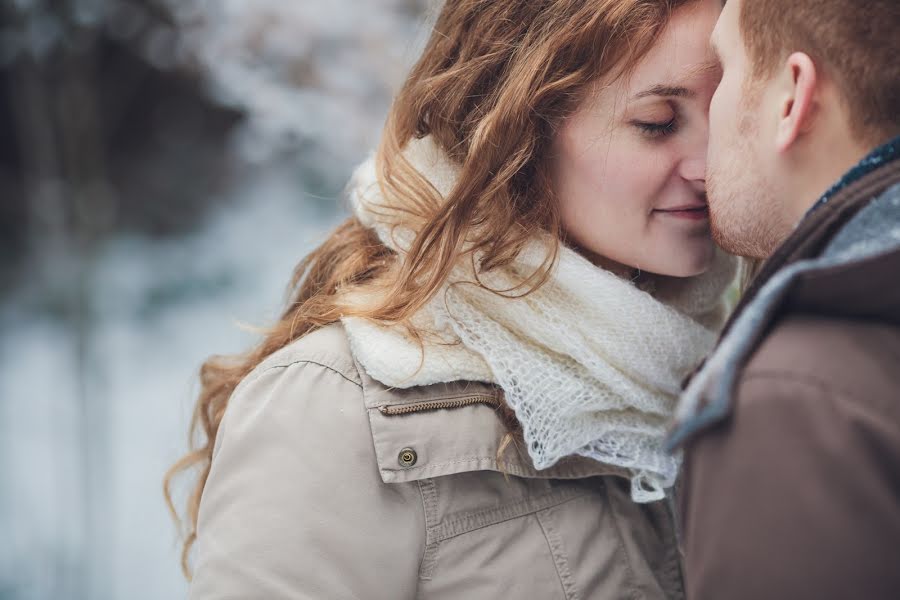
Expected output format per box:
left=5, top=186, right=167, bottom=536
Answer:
left=720, top=0, right=739, bottom=22
left=713, top=0, right=738, bottom=42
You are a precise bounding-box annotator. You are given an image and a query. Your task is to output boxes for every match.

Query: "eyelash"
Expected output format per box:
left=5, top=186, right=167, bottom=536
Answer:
left=633, top=117, right=679, bottom=139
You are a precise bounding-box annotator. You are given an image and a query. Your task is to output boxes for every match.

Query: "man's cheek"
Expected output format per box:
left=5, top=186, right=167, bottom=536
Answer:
left=709, top=87, right=727, bottom=136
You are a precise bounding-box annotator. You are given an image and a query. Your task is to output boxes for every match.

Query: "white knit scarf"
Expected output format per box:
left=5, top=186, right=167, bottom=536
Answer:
left=342, top=137, right=736, bottom=502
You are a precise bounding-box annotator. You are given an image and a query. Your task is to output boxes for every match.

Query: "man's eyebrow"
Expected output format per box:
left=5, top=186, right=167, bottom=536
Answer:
left=633, top=85, right=695, bottom=100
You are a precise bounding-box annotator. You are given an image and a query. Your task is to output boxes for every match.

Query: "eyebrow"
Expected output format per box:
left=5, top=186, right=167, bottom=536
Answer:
left=632, top=57, right=722, bottom=101
left=633, top=85, right=696, bottom=100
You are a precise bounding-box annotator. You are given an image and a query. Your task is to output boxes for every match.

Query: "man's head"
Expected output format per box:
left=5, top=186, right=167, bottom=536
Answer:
left=706, top=0, right=900, bottom=259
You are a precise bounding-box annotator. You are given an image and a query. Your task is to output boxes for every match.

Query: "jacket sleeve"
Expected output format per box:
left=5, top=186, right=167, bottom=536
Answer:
left=680, top=371, right=900, bottom=600
left=188, top=360, right=426, bottom=600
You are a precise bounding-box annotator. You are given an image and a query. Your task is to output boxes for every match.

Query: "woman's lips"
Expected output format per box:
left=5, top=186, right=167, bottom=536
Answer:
left=653, top=205, right=710, bottom=221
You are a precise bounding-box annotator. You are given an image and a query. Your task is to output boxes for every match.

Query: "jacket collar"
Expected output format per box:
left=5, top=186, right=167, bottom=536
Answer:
left=667, top=138, right=900, bottom=450
left=353, top=355, right=629, bottom=484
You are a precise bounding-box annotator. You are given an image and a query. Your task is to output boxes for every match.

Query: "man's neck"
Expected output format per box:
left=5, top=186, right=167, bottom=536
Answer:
left=785, top=138, right=871, bottom=225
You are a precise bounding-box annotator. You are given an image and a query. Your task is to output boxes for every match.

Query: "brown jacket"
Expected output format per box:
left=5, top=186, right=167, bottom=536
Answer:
left=189, top=323, right=684, bottom=599
left=669, top=138, right=900, bottom=600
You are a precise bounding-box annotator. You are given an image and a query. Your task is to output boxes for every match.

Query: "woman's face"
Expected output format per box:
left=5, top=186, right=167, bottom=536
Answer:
left=552, top=0, right=722, bottom=278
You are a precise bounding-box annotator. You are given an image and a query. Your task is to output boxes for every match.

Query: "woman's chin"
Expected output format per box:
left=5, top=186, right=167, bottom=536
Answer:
left=637, top=243, right=716, bottom=279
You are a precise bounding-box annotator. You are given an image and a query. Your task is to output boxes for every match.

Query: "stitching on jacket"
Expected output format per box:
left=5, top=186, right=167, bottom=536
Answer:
left=417, top=478, right=441, bottom=582
left=357, top=351, right=394, bottom=487
left=381, top=455, right=622, bottom=482
left=430, top=488, right=587, bottom=543
left=536, top=508, right=581, bottom=600
left=263, top=359, right=363, bottom=389
left=603, top=482, right=641, bottom=600
left=659, top=499, right=686, bottom=600
left=395, top=456, right=511, bottom=469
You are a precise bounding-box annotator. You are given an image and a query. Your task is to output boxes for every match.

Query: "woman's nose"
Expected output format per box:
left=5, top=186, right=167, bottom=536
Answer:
left=679, top=121, right=709, bottom=184
left=679, top=155, right=707, bottom=185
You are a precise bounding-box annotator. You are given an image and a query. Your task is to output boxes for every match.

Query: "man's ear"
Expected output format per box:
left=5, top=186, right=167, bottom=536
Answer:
left=775, top=52, right=818, bottom=153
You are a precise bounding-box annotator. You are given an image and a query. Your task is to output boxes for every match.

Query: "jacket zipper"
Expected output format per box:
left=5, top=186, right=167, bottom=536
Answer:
left=378, top=394, right=500, bottom=416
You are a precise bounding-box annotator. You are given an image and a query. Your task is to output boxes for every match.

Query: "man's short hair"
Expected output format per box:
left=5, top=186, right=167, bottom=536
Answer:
left=740, top=0, right=900, bottom=144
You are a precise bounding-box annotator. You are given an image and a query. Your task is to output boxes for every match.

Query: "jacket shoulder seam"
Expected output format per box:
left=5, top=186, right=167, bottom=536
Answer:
left=247, top=324, right=363, bottom=388
left=261, top=358, right=363, bottom=388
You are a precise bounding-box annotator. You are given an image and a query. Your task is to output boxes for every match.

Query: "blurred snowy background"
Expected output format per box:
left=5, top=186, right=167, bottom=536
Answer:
left=0, top=0, right=435, bottom=598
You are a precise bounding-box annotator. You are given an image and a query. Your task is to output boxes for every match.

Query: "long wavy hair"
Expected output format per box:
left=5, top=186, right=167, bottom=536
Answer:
left=165, top=0, right=700, bottom=578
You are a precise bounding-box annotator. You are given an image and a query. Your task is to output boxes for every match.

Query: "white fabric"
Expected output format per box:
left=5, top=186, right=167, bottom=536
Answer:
left=342, top=137, right=736, bottom=502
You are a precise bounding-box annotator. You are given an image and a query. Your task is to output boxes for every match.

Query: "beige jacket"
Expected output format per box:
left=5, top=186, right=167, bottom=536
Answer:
left=189, top=324, right=684, bottom=599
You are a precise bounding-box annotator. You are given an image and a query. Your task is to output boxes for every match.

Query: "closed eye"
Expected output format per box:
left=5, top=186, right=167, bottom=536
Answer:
left=632, top=118, right=678, bottom=139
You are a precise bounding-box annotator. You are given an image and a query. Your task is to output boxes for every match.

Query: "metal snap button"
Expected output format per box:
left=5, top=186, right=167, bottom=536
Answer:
left=398, top=447, right=418, bottom=468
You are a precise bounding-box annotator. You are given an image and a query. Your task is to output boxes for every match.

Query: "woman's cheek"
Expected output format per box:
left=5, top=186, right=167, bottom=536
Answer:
left=606, top=148, right=663, bottom=216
